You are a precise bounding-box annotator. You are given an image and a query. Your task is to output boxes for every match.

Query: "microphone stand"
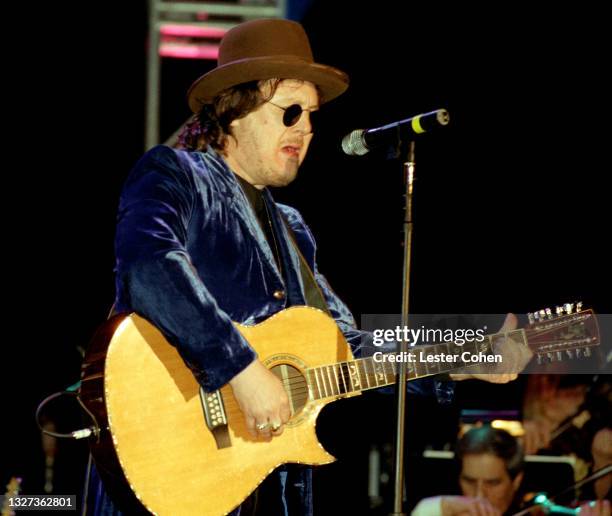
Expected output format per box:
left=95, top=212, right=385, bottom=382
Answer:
left=391, top=140, right=416, bottom=516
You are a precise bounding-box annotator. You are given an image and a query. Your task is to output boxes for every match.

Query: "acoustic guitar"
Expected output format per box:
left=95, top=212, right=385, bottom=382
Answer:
left=80, top=303, right=600, bottom=515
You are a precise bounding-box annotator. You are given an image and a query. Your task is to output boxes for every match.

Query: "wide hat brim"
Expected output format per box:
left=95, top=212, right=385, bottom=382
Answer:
left=187, top=56, right=349, bottom=113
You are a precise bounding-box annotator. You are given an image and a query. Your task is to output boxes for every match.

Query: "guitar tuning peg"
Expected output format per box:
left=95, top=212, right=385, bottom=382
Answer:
left=576, top=301, right=583, bottom=312
left=537, top=353, right=543, bottom=365
left=576, top=348, right=582, bottom=358
left=539, top=309, right=547, bottom=320
left=584, top=347, right=591, bottom=357
left=556, top=351, right=563, bottom=361
left=528, top=312, right=535, bottom=324
left=546, top=352, right=554, bottom=362
left=545, top=308, right=553, bottom=319
left=564, top=302, right=574, bottom=314
left=555, top=306, right=564, bottom=316
left=566, top=349, right=574, bottom=360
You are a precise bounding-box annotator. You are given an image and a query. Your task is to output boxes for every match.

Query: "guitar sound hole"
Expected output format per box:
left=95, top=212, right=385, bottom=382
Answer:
left=270, top=364, right=308, bottom=416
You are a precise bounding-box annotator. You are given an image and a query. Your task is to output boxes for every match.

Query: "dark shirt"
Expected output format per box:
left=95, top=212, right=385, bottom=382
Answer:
left=234, top=174, right=328, bottom=313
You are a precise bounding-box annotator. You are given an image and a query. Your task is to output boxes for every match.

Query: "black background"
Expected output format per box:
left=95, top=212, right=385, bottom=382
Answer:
left=5, top=0, right=609, bottom=512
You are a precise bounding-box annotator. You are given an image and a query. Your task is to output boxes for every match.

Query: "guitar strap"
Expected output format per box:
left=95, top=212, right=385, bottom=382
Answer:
left=277, top=212, right=332, bottom=317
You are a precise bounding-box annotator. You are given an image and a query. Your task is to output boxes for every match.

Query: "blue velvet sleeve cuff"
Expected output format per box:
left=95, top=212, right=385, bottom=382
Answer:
left=124, top=253, right=257, bottom=391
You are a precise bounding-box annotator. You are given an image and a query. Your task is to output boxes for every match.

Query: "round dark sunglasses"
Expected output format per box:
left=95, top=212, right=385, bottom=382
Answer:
left=268, top=102, right=319, bottom=130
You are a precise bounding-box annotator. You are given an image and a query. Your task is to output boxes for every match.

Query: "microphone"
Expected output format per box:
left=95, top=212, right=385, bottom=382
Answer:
left=341, top=108, right=450, bottom=156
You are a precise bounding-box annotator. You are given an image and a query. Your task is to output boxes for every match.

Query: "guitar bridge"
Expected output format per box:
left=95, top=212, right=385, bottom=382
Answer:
left=199, top=387, right=231, bottom=449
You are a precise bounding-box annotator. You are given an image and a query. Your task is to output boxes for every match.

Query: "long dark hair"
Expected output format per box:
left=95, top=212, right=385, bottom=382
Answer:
left=177, top=79, right=282, bottom=152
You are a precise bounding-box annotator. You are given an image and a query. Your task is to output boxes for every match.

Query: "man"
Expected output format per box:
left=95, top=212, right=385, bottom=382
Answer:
left=412, top=426, right=611, bottom=516
left=86, top=18, right=529, bottom=515
left=412, top=427, right=525, bottom=516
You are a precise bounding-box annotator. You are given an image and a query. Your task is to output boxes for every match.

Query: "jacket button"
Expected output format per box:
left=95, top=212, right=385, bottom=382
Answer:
left=273, top=290, right=285, bottom=300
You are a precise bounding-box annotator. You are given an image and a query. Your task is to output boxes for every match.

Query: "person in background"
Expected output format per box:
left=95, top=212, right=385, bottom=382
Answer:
left=412, top=426, right=610, bottom=516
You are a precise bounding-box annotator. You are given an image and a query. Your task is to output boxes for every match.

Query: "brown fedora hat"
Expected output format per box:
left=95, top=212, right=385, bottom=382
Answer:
left=186, top=18, right=349, bottom=113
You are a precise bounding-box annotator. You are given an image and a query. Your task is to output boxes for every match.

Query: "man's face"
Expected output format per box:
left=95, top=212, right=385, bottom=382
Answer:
left=459, top=453, right=523, bottom=513
left=223, top=79, right=318, bottom=188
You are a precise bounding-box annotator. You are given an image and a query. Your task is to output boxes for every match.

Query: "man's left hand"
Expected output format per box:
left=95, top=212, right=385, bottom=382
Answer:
left=450, top=313, right=533, bottom=384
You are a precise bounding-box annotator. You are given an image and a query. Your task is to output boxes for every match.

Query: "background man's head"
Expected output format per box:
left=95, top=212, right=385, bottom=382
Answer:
left=456, top=426, right=525, bottom=513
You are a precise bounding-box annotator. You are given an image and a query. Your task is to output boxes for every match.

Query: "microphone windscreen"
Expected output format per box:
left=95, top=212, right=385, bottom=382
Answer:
left=341, top=129, right=369, bottom=156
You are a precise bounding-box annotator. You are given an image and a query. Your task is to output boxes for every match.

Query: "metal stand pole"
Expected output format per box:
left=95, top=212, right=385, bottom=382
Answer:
left=391, top=140, right=416, bottom=515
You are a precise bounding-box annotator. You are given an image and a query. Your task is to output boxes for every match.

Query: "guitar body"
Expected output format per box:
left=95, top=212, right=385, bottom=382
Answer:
left=80, top=301, right=599, bottom=514
left=81, top=306, right=358, bottom=515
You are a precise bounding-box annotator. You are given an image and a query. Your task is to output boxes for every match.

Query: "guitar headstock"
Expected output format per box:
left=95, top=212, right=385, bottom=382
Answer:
left=526, top=302, right=600, bottom=364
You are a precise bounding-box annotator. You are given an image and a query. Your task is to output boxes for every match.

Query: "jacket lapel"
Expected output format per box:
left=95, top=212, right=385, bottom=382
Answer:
left=203, top=148, right=285, bottom=287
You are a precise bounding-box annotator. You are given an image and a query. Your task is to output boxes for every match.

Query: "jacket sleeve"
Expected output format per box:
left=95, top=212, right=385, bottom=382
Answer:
left=114, top=145, right=256, bottom=391
left=280, top=205, right=455, bottom=404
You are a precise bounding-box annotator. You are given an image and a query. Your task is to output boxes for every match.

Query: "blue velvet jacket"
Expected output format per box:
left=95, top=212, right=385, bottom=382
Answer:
left=89, top=144, right=453, bottom=516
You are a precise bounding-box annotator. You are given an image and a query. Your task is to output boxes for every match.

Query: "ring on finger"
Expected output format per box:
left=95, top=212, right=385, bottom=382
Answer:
left=271, top=421, right=282, bottom=431
left=256, top=422, right=270, bottom=431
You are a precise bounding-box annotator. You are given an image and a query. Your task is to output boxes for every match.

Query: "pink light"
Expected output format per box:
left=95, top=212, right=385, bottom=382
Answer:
left=159, top=43, right=219, bottom=60
left=160, top=24, right=227, bottom=39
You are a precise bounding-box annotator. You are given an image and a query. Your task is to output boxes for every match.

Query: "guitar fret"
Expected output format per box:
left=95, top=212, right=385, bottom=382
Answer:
left=339, top=362, right=351, bottom=393
left=448, top=340, right=463, bottom=366
left=366, top=359, right=375, bottom=388
left=311, top=368, right=318, bottom=399
left=380, top=359, right=388, bottom=383
left=316, top=367, right=327, bottom=398
left=382, top=359, right=395, bottom=385
left=373, top=359, right=385, bottom=386
left=408, top=358, right=418, bottom=379
left=306, top=369, right=316, bottom=400
left=321, top=366, right=328, bottom=396
left=413, top=350, right=427, bottom=378
left=331, top=364, right=343, bottom=394
left=326, top=366, right=339, bottom=396
left=358, top=359, right=371, bottom=389
left=439, top=342, right=453, bottom=373
left=363, top=358, right=376, bottom=387
left=348, top=361, right=361, bottom=391
left=391, top=360, right=399, bottom=380
left=312, top=369, right=321, bottom=400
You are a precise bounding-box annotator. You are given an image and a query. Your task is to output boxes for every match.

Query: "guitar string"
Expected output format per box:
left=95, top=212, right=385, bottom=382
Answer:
left=218, top=374, right=404, bottom=419
left=224, top=320, right=596, bottom=410
left=218, top=377, right=376, bottom=422
left=218, top=373, right=392, bottom=421
left=211, top=322, right=596, bottom=421
left=227, top=322, right=593, bottom=408
left=270, top=334, right=591, bottom=400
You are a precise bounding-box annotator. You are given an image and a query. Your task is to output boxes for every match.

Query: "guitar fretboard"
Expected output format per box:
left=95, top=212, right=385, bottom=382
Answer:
left=305, top=329, right=527, bottom=400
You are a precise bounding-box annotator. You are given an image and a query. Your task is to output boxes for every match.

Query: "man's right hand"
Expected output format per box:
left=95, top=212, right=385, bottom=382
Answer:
left=412, top=496, right=501, bottom=516
left=440, top=496, right=501, bottom=516
left=229, top=359, right=291, bottom=439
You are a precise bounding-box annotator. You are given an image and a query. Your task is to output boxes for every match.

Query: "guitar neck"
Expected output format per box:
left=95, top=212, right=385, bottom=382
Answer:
left=305, top=329, right=527, bottom=399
